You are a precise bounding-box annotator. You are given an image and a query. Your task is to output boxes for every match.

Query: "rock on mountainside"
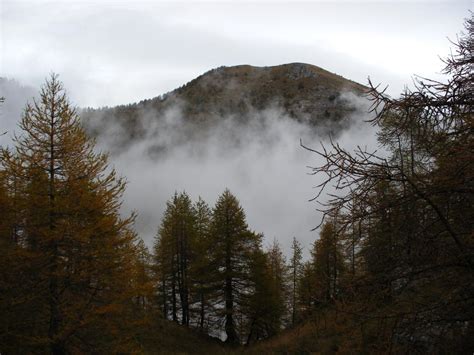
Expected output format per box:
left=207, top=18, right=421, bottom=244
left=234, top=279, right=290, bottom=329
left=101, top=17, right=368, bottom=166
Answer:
left=81, top=63, right=368, bottom=153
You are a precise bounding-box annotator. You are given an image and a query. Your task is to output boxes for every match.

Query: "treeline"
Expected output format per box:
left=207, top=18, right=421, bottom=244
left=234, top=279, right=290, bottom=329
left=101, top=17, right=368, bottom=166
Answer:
left=153, top=190, right=288, bottom=344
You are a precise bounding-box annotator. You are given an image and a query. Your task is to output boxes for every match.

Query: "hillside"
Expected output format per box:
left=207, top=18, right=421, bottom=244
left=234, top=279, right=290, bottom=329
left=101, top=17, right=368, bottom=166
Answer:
left=81, top=63, right=368, bottom=151
left=160, top=63, right=366, bottom=123
left=138, top=318, right=228, bottom=354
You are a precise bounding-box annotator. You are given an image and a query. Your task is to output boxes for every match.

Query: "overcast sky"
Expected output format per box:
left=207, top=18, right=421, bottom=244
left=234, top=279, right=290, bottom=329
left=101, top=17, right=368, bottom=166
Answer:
left=1, top=0, right=471, bottom=107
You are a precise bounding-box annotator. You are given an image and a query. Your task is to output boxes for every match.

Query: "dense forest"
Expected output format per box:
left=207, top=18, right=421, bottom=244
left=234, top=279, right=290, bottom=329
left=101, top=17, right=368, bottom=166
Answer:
left=0, top=16, right=472, bottom=354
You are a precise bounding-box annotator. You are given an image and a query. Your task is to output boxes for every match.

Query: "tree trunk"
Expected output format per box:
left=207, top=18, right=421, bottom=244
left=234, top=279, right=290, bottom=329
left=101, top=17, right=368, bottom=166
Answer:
left=224, top=242, right=237, bottom=344
left=171, top=255, right=177, bottom=322
left=162, top=278, right=168, bottom=320
left=199, top=289, right=205, bottom=329
left=48, top=95, right=63, bottom=354
left=292, top=264, right=296, bottom=325
left=224, top=274, right=237, bottom=344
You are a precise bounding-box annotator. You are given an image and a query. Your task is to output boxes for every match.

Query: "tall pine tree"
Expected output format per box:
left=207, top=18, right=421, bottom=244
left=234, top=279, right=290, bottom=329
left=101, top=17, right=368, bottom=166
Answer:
left=0, top=75, right=143, bottom=353
left=209, top=189, right=260, bottom=344
left=289, top=237, right=303, bottom=325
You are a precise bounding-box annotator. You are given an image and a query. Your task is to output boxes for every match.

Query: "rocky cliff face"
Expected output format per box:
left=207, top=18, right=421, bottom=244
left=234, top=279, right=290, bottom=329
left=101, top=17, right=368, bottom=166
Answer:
left=81, top=63, right=368, bottom=151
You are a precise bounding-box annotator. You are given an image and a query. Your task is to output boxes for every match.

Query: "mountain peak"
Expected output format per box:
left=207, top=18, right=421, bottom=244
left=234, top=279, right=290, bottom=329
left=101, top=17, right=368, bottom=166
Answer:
left=82, top=63, right=368, bottom=149
left=189, top=62, right=364, bottom=91
left=163, top=62, right=367, bottom=124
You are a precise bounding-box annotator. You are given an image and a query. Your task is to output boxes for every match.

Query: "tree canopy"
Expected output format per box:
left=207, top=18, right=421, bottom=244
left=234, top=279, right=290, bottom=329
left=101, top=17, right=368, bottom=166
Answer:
left=0, top=75, right=149, bottom=353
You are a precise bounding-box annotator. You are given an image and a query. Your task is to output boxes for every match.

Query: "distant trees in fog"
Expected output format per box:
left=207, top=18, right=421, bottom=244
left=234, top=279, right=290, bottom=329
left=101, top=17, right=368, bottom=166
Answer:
left=153, top=190, right=288, bottom=344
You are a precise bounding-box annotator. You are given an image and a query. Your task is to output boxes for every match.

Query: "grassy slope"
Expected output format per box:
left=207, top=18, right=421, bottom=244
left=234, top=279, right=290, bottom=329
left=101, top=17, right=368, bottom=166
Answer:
left=139, top=318, right=229, bottom=355
left=140, top=316, right=348, bottom=355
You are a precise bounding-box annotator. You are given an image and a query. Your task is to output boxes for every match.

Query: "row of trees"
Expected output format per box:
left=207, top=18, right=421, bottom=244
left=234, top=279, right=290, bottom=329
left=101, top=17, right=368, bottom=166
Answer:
left=153, top=190, right=289, bottom=344
left=151, top=190, right=367, bottom=346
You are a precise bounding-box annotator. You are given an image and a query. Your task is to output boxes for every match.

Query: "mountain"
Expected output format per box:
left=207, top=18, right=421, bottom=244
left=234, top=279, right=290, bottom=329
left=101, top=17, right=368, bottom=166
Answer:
left=155, top=63, right=366, bottom=123
left=81, top=63, right=368, bottom=151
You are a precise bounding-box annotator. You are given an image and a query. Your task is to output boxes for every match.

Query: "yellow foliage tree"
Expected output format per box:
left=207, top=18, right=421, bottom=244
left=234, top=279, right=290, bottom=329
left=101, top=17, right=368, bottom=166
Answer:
left=0, top=75, right=146, bottom=353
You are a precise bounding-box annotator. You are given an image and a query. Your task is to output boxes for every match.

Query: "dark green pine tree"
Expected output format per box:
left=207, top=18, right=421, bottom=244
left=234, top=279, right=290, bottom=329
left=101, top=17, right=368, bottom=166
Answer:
left=154, top=192, right=195, bottom=326
left=289, top=237, right=303, bottom=325
left=311, top=221, right=346, bottom=305
left=245, top=240, right=287, bottom=344
left=189, top=197, right=213, bottom=330
left=209, top=189, right=260, bottom=344
left=244, top=248, right=276, bottom=344
left=266, top=239, right=288, bottom=330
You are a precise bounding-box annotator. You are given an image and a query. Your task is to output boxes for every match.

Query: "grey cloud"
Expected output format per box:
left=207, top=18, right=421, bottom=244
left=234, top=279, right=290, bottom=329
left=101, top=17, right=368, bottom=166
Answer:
left=86, top=92, right=376, bottom=258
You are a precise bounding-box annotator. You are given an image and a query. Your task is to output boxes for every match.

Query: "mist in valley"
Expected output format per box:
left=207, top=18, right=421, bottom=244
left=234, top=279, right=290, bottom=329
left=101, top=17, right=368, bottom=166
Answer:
left=84, top=91, right=377, bottom=256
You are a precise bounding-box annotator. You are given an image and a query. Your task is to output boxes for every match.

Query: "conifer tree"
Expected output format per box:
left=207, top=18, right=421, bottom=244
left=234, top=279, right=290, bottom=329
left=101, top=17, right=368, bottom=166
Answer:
left=154, top=192, right=195, bottom=325
left=245, top=247, right=282, bottom=344
left=0, top=75, right=142, bottom=353
left=154, top=197, right=177, bottom=321
left=189, top=197, right=213, bottom=330
left=266, top=239, right=288, bottom=329
left=244, top=240, right=287, bottom=343
left=209, top=189, right=260, bottom=344
left=289, top=237, right=303, bottom=325
left=297, top=261, right=316, bottom=316
left=133, top=239, right=155, bottom=310
left=0, top=166, right=29, bottom=349
left=311, top=221, right=346, bottom=305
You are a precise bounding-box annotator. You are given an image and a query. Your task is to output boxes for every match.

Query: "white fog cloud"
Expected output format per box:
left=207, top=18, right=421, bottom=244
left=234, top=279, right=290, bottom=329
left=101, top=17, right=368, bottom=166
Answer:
left=85, top=93, right=377, bottom=257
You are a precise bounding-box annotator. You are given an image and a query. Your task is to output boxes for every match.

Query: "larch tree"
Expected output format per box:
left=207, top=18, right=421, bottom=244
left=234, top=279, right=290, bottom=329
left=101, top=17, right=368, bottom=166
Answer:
left=189, top=197, right=213, bottom=330
left=153, top=232, right=170, bottom=320
left=303, top=15, right=474, bottom=352
left=0, top=75, right=143, bottom=353
left=289, top=237, right=303, bottom=326
left=297, top=261, right=317, bottom=316
left=153, top=192, right=195, bottom=325
left=266, top=239, right=288, bottom=329
left=154, top=197, right=177, bottom=321
left=245, top=239, right=288, bottom=343
left=209, top=189, right=260, bottom=344
left=310, top=221, right=346, bottom=305
left=0, top=164, right=31, bottom=348
left=244, top=247, right=283, bottom=344
left=174, top=192, right=195, bottom=326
